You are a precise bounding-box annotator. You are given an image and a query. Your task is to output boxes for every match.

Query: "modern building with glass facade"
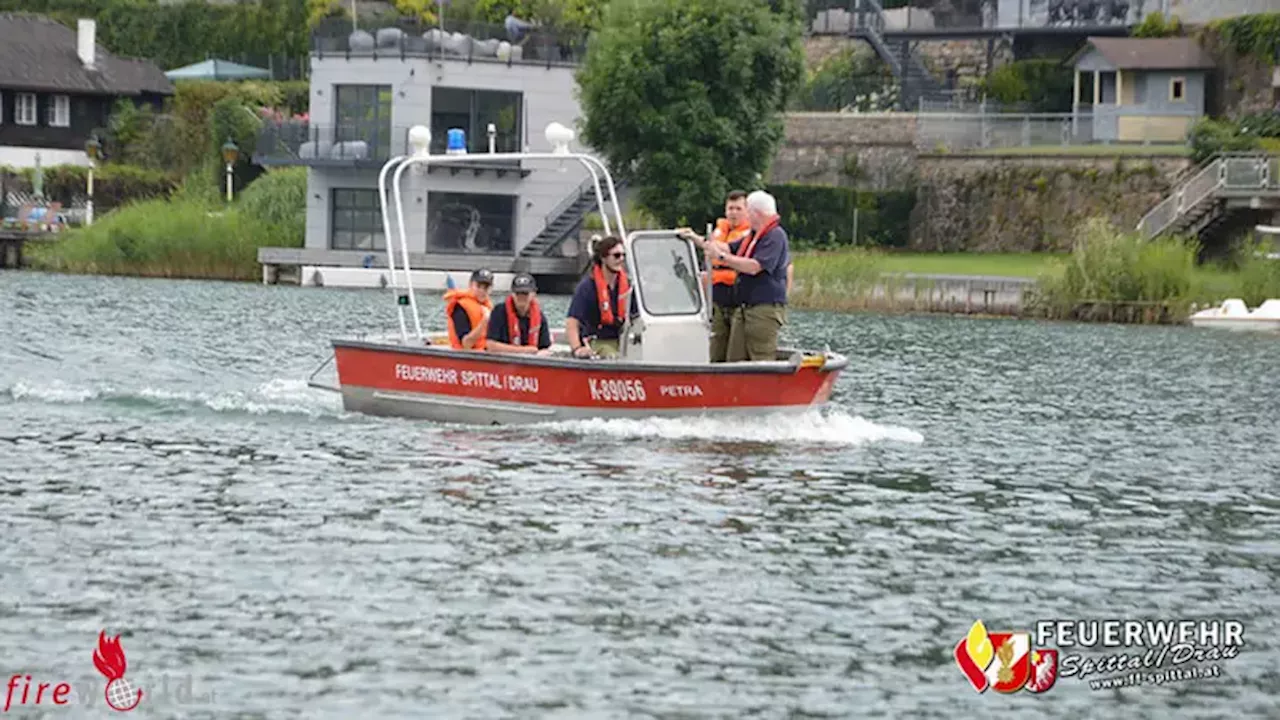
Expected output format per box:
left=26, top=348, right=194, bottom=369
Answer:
left=254, top=20, right=603, bottom=286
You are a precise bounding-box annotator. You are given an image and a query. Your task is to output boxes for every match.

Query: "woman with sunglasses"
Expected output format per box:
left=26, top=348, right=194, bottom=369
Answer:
left=565, top=235, right=636, bottom=359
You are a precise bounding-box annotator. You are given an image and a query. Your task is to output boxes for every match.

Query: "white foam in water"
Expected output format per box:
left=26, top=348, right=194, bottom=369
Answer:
left=540, top=408, right=924, bottom=446
left=6, top=380, right=101, bottom=403
left=5, top=378, right=342, bottom=418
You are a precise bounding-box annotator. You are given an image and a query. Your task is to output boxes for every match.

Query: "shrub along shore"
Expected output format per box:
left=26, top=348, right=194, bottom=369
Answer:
left=789, top=217, right=1280, bottom=322
left=23, top=167, right=305, bottom=282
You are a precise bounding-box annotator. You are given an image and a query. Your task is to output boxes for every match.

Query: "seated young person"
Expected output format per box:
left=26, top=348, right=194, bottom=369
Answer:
left=486, top=272, right=552, bottom=355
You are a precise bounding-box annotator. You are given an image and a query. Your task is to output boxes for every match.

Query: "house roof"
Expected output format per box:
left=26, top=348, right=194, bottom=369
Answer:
left=1070, top=36, right=1216, bottom=70
left=0, top=13, right=174, bottom=96
left=165, top=58, right=271, bottom=81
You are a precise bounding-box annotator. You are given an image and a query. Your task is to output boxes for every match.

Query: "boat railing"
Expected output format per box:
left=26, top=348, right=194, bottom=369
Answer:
left=377, top=121, right=629, bottom=346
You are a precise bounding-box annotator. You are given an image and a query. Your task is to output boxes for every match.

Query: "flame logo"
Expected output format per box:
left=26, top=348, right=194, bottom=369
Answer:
left=966, top=620, right=994, bottom=668
left=93, top=631, right=143, bottom=712
left=954, top=620, right=994, bottom=692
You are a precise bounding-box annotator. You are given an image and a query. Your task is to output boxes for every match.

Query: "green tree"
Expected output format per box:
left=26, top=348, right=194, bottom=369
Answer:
left=575, top=0, right=804, bottom=226
left=980, top=59, right=1075, bottom=112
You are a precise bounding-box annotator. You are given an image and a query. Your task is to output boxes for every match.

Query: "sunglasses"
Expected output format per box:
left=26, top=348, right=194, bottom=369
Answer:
left=607, top=251, right=625, bottom=259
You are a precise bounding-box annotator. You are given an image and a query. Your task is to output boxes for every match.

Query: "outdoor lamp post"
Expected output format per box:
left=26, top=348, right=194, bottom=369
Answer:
left=84, top=136, right=100, bottom=226
left=221, top=138, right=239, bottom=202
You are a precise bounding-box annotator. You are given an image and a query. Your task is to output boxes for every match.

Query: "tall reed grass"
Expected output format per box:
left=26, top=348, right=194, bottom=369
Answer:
left=1031, top=217, right=1280, bottom=321
left=27, top=168, right=306, bottom=281
left=1030, top=217, right=1200, bottom=320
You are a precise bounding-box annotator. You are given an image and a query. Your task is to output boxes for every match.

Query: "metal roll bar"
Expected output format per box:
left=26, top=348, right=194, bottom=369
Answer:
left=378, top=123, right=630, bottom=345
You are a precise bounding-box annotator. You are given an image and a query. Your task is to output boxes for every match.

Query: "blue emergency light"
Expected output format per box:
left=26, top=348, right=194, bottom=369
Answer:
left=446, top=128, right=466, bottom=154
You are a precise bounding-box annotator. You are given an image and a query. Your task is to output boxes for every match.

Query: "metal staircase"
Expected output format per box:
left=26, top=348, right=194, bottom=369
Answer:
left=1136, top=153, right=1280, bottom=244
left=520, top=175, right=627, bottom=258
left=849, top=0, right=945, bottom=110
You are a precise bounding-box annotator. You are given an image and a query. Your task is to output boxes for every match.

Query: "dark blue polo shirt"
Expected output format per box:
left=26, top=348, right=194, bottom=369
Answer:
left=729, top=225, right=790, bottom=306
left=712, top=276, right=734, bottom=308
left=566, top=271, right=637, bottom=341
left=450, top=306, right=473, bottom=339
left=486, top=305, right=552, bottom=349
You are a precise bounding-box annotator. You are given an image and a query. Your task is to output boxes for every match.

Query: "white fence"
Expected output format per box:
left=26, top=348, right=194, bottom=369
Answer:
left=916, top=113, right=1196, bottom=151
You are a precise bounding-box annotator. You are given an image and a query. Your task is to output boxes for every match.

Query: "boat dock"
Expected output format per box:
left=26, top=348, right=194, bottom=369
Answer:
left=0, top=230, right=58, bottom=269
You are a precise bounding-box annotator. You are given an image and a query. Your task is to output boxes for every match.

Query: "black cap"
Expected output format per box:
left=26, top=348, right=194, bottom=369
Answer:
left=470, top=267, right=494, bottom=285
left=511, top=273, right=537, bottom=293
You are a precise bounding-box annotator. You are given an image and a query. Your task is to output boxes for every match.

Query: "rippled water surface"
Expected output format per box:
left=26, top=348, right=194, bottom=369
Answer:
left=2, top=272, right=1278, bottom=719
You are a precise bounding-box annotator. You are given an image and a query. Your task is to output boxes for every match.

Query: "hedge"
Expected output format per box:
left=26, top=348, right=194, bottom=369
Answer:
left=0, top=164, right=177, bottom=216
left=0, top=0, right=310, bottom=71
left=766, top=183, right=915, bottom=248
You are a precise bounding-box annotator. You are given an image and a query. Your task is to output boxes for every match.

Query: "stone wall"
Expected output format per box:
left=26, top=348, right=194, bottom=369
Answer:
left=910, top=154, right=1195, bottom=251
left=771, top=112, right=919, bottom=189
left=1199, top=26, right=1280, bottom=118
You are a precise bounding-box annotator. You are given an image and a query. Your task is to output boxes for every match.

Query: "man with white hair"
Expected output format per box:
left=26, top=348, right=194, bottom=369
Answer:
left=702, top=189, right=790, bottom=361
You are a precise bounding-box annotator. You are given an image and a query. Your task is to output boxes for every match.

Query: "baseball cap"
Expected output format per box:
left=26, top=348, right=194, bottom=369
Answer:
left=470, top=268, right=494, bottom=285
left=511, top=273, right=537, bottom=293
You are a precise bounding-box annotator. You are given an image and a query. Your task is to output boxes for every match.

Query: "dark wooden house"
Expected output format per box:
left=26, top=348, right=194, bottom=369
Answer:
left=0, top=13, right=173, bottom=167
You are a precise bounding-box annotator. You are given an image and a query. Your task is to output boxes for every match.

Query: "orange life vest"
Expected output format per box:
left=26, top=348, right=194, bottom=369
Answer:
left=592, top=263, right=629, bottom=327
left=710, top=218, right=753, bottom=286
left=504, top=294, right=544, bottom=346
left=444, top=288, right=493, bottom=349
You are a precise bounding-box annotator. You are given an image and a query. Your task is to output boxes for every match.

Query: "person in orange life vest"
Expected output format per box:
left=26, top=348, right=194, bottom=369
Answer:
left=566, top=235, right=637, bottom=359
left=677, top=190, right=751, bottom=362
left=444, top=268, right=494, bottom=350
left=486, top=272, right=553, bottom=355
left=705, top=189, right=790, bottom=362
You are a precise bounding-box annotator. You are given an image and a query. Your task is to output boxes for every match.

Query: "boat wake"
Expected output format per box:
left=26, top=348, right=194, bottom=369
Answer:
left=1, top=378, right=344, bottom=419
left=537, top=408, right=924, bottom=447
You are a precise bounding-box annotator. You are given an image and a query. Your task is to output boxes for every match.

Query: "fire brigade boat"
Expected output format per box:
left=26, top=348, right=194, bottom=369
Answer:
left=305, top=122, right=847, bottom=425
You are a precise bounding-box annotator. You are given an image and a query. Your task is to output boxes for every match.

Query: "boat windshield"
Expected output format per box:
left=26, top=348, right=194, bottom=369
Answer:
left=631, top=235, right=703, bottom=316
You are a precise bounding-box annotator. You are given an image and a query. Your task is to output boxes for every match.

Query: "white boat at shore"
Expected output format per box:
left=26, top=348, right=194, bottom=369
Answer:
left=1188, top=299, right=1280, bottom=332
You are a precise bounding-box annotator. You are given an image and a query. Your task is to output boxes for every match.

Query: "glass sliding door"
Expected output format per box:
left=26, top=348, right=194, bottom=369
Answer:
left=430, top=87, right=523, bottom=153
left=334, top=85, right=392, bottom=161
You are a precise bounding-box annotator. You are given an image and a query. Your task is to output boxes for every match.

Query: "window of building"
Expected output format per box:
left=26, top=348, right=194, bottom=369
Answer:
left=331, top=189, right=386, bottom=251
left=15, top=93, right=37, bottom=125
left=334, top=85, right=393, bottom=160
left=426, top=192, right=516, bottom=253
left=1170, top=77, right=1186, bottom=102
left=430, top=88, right=523, bottom=153
left=47, top=95, right=70, bottom=127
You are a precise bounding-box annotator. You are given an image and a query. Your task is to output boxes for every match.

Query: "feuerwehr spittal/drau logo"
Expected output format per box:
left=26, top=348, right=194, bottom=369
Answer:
left=93, top=631, right=143, bottom=712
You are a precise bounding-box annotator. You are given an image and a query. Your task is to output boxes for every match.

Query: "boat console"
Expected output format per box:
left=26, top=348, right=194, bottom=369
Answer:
left=616, top=231, right=712, bottom=364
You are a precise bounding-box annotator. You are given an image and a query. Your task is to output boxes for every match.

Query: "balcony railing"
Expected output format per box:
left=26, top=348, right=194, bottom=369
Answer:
left=808, top=0, right=1146, bottom=34
left=255, top=122, right=407, bottom=166
left=311, top=18, right=588, bottom=67
left=254, top=121, right=530, bottom=174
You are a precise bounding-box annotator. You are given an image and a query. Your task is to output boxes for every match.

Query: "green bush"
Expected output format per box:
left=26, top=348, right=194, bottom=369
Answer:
left=1187, top=118, right=1260, bottom=163
left=767, top=183, right=915, bottom=248
left=792, top=47, right=895, bottom=112
left=26, top=195, right=301, bottom=280
left=979, top=59, right=1075, bottom=112
left=1207, top=12, right=1280, bottom=60
left=1032, top=217, right=1200, bottom=316
left=1132, top=12, right=1184, bottom=38
left=237, top=167, right=307, bottom=246
left=0, top=0, right=310, bottom=70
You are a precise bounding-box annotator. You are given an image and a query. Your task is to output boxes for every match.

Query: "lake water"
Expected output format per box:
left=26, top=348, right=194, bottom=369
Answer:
left=2, top=272, right=1278, bottom=719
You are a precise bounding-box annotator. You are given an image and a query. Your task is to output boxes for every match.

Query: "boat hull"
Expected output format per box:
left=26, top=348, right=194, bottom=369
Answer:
left=1188, top=317, right=1280, bottom=332
left=331, top=339, right=845, bottom=425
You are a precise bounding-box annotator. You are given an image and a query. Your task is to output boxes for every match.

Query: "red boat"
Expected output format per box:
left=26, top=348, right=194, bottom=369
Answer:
left=306, top=123, right=847, bottom=424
